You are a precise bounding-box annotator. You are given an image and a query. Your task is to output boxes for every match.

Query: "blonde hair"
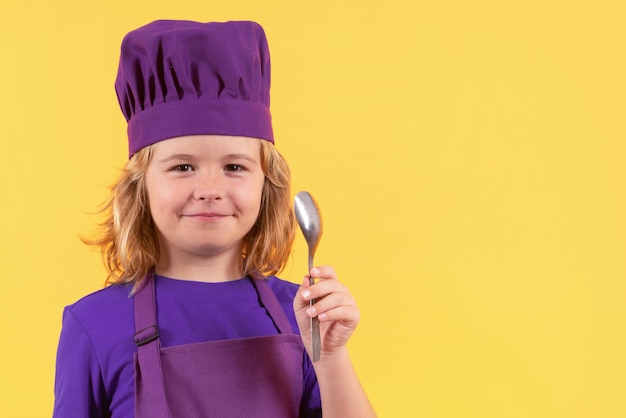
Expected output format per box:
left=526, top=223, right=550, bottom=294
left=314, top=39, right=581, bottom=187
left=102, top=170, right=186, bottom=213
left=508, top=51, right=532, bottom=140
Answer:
left=85, top=140, right=295, bottom=290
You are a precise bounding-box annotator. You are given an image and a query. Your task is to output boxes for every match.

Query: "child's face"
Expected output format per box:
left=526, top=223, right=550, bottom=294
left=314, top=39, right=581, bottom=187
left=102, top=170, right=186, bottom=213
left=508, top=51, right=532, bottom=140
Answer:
left=144, top=135, right=265, bottom=265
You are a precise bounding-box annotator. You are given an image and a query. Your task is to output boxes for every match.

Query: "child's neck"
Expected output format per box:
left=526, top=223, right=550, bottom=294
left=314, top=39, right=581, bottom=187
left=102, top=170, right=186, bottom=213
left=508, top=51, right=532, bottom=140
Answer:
left=155, top=251, right=245, bottom=283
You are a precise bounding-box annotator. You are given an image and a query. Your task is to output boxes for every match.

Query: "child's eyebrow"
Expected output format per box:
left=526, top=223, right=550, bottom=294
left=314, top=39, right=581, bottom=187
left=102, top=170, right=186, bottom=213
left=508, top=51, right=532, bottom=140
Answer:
left=223, top=153, right=258, bottom=163
left=156, top=154, right=194, bottom=163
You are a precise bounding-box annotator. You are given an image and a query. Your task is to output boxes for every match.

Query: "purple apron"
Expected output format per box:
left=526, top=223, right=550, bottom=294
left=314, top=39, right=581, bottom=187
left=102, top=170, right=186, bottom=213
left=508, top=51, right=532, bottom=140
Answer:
left=133, top=274, right=305, bottom=418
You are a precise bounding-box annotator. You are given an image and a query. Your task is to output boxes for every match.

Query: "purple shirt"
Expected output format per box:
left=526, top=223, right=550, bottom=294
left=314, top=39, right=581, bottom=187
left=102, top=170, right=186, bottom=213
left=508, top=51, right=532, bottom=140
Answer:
left=53, top=275, right=321, bottom=417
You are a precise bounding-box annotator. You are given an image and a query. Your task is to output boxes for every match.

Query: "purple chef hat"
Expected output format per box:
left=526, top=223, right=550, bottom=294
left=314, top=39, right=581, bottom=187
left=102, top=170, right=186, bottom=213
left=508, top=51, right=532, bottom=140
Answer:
left=115, top=20, right=273, bottom=157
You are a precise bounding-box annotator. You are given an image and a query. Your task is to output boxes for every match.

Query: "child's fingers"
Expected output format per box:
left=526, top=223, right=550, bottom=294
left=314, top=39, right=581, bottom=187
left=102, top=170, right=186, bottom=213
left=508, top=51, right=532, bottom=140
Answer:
left=303, top=285, right=359, bottom=324
left=303, top=287, right=351, bottom=313
left=294, top=275, right=314, bottom=311
left=292, top=267, right=362, bottom=352
left=302, top=276, right=347, bottom=302
left=317, top=305, right=361, bottom=325
left=309, top=265, right=338, bottom=281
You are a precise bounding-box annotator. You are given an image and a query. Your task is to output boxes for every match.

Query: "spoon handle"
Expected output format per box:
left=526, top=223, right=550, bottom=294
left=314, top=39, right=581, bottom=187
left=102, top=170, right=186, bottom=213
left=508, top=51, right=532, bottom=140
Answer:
left=309, top=254, right=321, bottom=362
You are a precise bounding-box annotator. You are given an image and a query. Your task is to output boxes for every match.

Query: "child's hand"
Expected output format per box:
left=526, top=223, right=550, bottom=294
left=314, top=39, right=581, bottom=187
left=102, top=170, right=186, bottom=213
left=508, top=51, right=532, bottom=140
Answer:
left=293, top=265, right=360, bottom=359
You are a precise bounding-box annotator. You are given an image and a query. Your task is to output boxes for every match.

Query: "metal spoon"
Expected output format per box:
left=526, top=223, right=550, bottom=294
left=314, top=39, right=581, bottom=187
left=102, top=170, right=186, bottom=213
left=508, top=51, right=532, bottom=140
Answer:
left=294, top=191, right=323, bottom=362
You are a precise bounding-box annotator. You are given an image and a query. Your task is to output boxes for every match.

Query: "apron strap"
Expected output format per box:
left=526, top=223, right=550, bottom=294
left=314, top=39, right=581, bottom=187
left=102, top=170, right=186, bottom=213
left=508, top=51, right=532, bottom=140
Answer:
left=250, top=277, right=295, bottom=334
left=134, top=273, right=171, bottom=418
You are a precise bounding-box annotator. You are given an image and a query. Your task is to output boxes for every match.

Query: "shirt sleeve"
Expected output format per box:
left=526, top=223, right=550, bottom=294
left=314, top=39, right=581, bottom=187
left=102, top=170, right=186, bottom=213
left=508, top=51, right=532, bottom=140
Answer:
left=53, top=307, right=109, bottom=418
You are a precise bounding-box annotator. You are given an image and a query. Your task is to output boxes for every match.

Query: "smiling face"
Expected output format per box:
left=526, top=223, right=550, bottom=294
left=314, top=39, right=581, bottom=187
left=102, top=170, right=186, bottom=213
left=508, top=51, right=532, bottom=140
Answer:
left=144, top=135, right=266, bottom=274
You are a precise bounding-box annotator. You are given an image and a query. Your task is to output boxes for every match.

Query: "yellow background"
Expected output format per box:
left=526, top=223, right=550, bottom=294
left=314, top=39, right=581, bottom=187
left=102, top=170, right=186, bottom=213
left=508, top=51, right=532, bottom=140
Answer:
left=1, top=1, right=625, bottom=416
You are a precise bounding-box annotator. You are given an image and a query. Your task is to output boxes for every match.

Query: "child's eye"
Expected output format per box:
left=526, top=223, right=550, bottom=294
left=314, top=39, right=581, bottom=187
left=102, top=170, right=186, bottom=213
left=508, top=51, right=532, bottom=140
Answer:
left=173, top=164, right=193, bottom=172
left=225, top=164, right=243, bottom=172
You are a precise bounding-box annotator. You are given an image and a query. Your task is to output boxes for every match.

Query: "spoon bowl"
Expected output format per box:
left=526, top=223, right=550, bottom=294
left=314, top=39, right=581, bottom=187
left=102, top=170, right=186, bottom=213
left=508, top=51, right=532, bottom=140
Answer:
left=294, top=191, right=323, bottom=254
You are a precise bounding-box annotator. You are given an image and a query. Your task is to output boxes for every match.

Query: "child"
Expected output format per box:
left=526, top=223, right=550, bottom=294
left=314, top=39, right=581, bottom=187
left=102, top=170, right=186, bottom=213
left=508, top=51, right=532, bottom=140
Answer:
left=53, top=20, right=376, bottom=418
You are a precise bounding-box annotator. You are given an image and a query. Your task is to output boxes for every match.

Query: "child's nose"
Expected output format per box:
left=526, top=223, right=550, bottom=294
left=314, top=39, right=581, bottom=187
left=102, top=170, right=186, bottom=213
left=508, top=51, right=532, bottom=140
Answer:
left=193, top=171, right=225, bottom=201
